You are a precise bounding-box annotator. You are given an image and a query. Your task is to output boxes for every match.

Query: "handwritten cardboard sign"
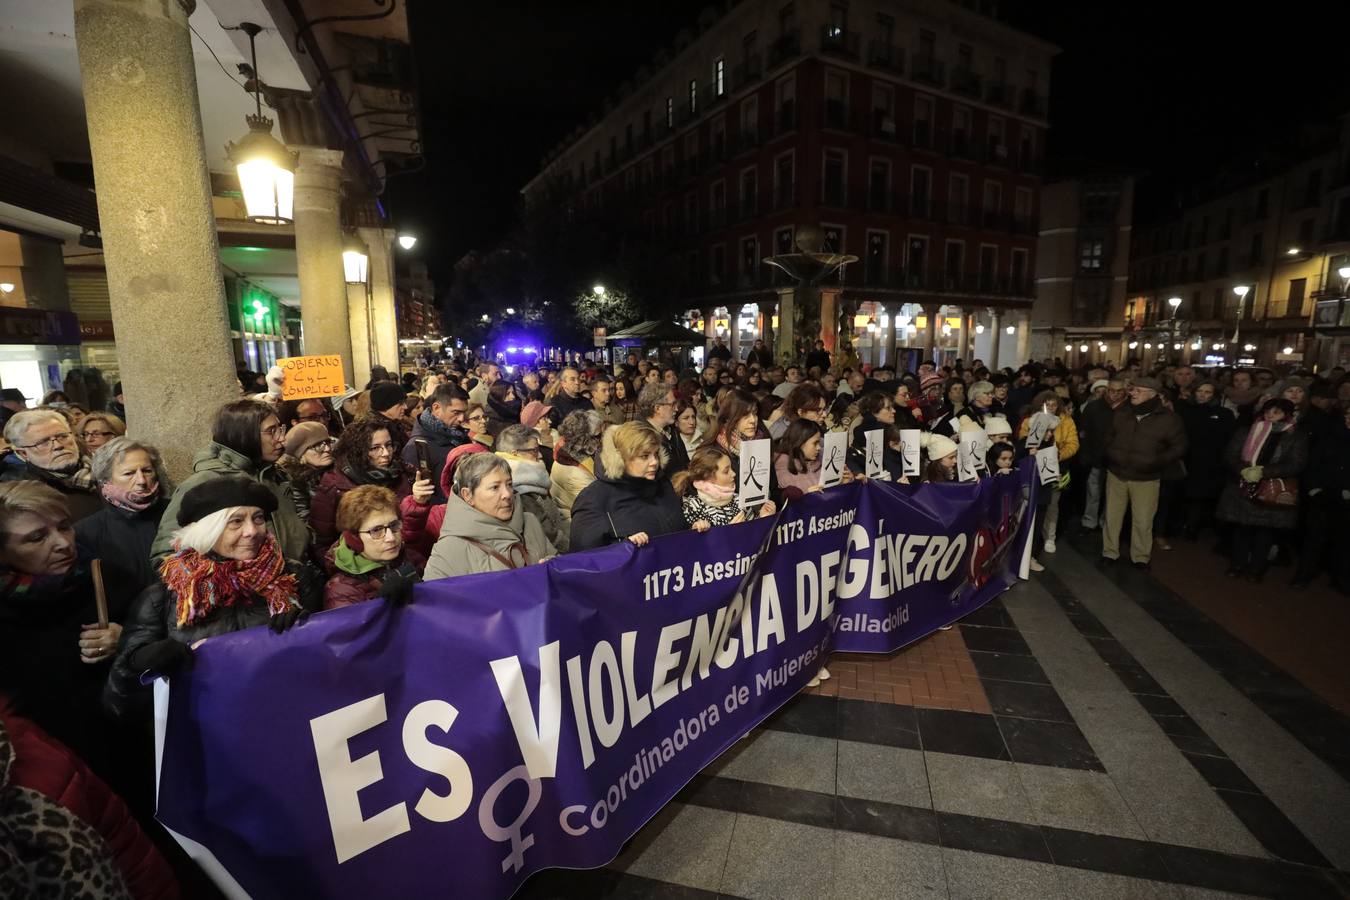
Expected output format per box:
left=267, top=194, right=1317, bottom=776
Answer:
left=279, top=355, right=345, bottom=400
left=820, top=431, right=849, bottom=488
left=738, top=438, right=771, bottom=507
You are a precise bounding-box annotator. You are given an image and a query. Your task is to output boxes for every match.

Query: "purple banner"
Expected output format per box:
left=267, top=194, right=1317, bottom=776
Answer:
left=155, top=464, right=1035, bottom=899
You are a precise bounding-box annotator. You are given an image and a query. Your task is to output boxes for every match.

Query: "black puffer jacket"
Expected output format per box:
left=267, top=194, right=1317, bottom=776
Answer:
left=569, top=429, right=685, bottom=551
left=1104, top=400, right=1188, bottom=481
left=1179, top=400, right=1238, bottom=500
left=104, top=559, right=323, bottom=719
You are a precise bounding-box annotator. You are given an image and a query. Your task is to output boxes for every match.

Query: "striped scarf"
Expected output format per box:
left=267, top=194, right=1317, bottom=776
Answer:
left=160, top=535, right=298, bottom=627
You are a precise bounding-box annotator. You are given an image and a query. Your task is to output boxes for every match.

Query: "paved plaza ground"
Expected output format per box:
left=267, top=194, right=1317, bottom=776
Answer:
left=519, top=533, right=1350, bottom=899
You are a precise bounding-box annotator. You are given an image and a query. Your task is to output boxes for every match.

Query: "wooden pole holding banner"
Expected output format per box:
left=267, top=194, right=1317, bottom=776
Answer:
left=91, top=558, right=109, bottom=629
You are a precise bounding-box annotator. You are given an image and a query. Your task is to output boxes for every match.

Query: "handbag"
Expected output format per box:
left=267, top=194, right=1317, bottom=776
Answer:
left=1254, top=476, right=1298, bottom=508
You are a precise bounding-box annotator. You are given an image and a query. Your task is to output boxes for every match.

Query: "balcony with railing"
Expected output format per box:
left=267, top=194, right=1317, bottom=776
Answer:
left=732, top=54, right=763, bottom=90
left=912, top=55, right=945, bottom=87
left=985, top=82, right=1015, bottom=109
left=819, top=25, right=860, bottom=60
left=1020, top=89, right=1047, bottom=118
left=839, top=265, right=1034, bottom=298
left=951, top=67, right=982, bottom=99
left=866, top=40, right=903, bottom=73
left=768, top=28, right=801, bottom=67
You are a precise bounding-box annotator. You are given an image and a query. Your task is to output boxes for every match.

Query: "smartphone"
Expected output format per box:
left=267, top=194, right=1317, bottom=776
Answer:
left=414, top=438, right=432, bottom=482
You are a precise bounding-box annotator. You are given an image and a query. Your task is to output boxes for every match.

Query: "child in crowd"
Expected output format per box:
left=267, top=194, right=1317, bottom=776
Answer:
left=673, top=445, right=776, bottom=531
left=986, top=441, right=1016, bottom=476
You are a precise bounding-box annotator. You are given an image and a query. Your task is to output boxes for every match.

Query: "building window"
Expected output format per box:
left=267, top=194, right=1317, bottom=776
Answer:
left=779, top=2, right=795, bottom=35
left=666, top=97, right=674, bottom=129
left=947, top=173, right=969, bottom=225
left=828, top=3, right=847, bottom=35
left=918, top=28, right=936, bottom=58
left=866, top=231, right=888, bottom=283
left=775, top=226, right=795, bottom=255
left=871, top=83, right=894, bottom=136
left=1079, top=238, right=1104, bottom=270
left=1011, top=248, right=1028, bottom=285
left=712, top=244, right=726, bottom=285
left=824, top=69, right=848, bottom=129
left=953, top=107, right=971, bottom=152
left=957, top=43, right=973, bottom=71
left=982, top=181, right=1002, bottom=227
left=775, top=153, right=795, bottom=206
left=823, top=149, right=847, bottom=205
left=714, top=58, right=726, bottom=97
left=907, top=236, right=929, bottom=283
left=689, top=79, right=698, bottom=114
left=740, top=236, right=759, bottom=285
left=979, top=245, right=997, bottom=287
left=913, top=95, right=934, bottom=148
left=1249, top=231, right=1263, bottom=264
left=944, top=240, right=964, bottom=288
left=910, top=166, right=931, bottom=217
left=740, top=168, right=757, bottom=215
left=987, top=116, right=1006, bottom=160
left=868, top=159, right=891, bottom=211
left=1287, top=278, right=1306, bottom=316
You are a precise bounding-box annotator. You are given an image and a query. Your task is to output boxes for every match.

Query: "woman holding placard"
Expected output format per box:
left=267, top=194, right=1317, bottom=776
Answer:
left=674, top=445, right=776, bottom=530
left=310, top=415, right=433, bottom=550
left=570, top=422, right=684, bottom=550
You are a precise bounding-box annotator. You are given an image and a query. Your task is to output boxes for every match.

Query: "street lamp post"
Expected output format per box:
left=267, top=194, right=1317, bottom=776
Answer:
left=1231, top=284, right=1250, bottom=346
left=1167, top=296, right=1182, bottom=363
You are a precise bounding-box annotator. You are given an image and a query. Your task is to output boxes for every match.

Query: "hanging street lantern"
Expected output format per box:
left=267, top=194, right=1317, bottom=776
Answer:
left=342, top=232, right=370, bottom=284
left=226, top=24, right=294, bottom=225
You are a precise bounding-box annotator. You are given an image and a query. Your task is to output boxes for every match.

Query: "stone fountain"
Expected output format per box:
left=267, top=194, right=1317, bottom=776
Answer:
left=763, top=224, right=858, bottom=363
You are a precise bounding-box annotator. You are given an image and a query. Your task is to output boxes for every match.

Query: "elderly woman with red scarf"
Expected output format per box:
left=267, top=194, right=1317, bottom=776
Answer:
left=105, top=477, right=322, bottom=719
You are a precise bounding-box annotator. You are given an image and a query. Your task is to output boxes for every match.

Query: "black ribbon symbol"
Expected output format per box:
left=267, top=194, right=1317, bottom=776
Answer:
left=825, top=446, right=842, bottom=475
left=744, top=456, right=765, bottom=490
left=866, top=441, right=880, bottom=470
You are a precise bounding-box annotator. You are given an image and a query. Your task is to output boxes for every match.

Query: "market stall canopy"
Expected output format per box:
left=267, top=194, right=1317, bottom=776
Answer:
left=606, top=319, right=707, bottom=348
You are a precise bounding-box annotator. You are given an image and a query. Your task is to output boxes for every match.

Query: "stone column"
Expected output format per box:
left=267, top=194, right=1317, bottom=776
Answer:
left=73, top=0, right=237, bottom=479
left=1015, top=312, right=1031, bottom=363
left=294, top=147, right=354, bottom=386
left=347, top=281, right=372, bottom=389
left=360, top=226, right=399, bottom=374
left=882, top=303, right=897, bottom=369
left=923, top=304, right=940, bottom=363
left=957, top=309, right=970, bottom=367
left=819, top=287, right=841, bottom=353
left=988, top=309, right=1003, bottom=369
left=774, top=287, right=795, bottom=364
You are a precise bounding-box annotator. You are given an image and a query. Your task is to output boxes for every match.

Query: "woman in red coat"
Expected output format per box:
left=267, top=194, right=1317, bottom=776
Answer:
left=323, top=486, right=425, bottom=609
left=0, top=696, right=178, bottom=899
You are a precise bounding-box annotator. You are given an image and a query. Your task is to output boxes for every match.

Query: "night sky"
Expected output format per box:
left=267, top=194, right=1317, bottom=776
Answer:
left=386, top=0, right=1350, bottom=291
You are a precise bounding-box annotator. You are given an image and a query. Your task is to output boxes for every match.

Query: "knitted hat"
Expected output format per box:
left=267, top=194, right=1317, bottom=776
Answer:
left=370, top=382, right=406, bottom=414
left=925, top=433, right=958, bottom=460
left=330, top=387, right=359, bottom=411
left=177, top=476, right=277, bottom=526
left=284, top=421, right=330, bottom=458
left=983, top=416, right=1012, bottom=438
left=967, top=381, right=995, bottom=404
left=521, top=400, right=553, bottom=429
left=1130, top=376, right=1162, bottom=393
left=920, top=373, right=944, bottom=391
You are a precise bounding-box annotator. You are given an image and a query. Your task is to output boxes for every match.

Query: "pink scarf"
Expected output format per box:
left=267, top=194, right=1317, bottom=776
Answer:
left=100, top=482, right=160, bottom=513
left=1240, top=420, right=1290, bottom=465
left=694, top=480, right=737, bottom=507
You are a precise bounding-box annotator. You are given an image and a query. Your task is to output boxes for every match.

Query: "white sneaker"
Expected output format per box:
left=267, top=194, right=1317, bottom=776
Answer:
left=938, top=624, right=954, bottom=631
left=1044, top=538, right=1056, bottom=554
left=1029, top=558, right=1045, bottom=572
left=807, top=676, right=822, bottom=688
left=817, top=667, right=831, bottom=682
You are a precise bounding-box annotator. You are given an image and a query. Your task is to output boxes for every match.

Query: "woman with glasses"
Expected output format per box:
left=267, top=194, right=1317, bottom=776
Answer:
left=310, top=415, right=433, bottom=550
left=323, top=485, right=425, bottom=609
left=151, top=399, right=309, bottom=563
left=75, top=437, right=172, bottom=596
left=278, top=422, right=336, bottom=526
left=77, top=412, right=125, bottom=453
left=767, top=383, right=827, bottom=440
left=1, top=409, right=102, bottom=521
left=464, top=403, right=491, bottom=447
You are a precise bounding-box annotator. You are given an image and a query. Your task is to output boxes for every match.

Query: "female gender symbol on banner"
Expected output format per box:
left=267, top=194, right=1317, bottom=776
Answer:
left=478, top=765, right=543, bottom=874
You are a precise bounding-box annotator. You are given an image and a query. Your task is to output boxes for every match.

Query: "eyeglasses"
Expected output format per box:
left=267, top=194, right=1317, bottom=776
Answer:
left=369, top=442, right=398, bottom=454
left=18, top=432, right=74, bottom=451
left=80, top=430, right=116, bottom=441
left=297, top=413, right=329, bottom=423
left=359, top=520, right=402, bottom=540
left=262, top=424, right=287, bottom=438
left=467, top=413, right=487, bottom=423
left=304, top=439, right=336, bottom=454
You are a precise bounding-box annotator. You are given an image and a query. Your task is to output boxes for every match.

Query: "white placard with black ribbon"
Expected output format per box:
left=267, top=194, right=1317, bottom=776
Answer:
left=1036, top=444, right=1061, bottom=486
left=738, top=438, right=771, bottom=506
left=863, top=428, right=886, bottom=480
left=819, top=431, right=849, bottom=488
left=899, top=428, right=922, bottom=477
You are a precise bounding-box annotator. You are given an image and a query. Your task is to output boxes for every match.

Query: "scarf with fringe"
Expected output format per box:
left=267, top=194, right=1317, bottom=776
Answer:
left=160, top=535, right=297, bottom=627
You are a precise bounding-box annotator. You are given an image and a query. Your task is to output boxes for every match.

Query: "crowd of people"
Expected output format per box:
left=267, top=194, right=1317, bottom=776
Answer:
left=2, top=341, right=1348, bottom=895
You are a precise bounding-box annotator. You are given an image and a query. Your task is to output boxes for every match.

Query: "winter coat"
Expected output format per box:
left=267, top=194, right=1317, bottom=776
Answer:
left=1179, top=401, right=1238, bottom=500
left=1304, top=420, right=1350, bottom=504
left=1017, top=413, right=1079, bottom=462
left=569, top=433, right=686, bottom=551
left=322, top=542, right=426, bottom=611
left=657, top=424, right=691, bottom=476
left=549, top=452, right=596, bottom=520
left=0, top=700, right=179, bottom=900
left=0, top=460, right=103, bottom=522
left=278, top=457, right=326, bottom=524
left=151, top=443, right=308, bottom=563
left=310, top=465, right=414, bottom=550
left=75, top=497, right=170, bottom=597
left=501, top=454, right=570, bottom=553
left=1104, top=401, right=1187, bottom=482
left=596, top=402, right=628, bottom=429
left=400, top=412, right=470, bottom=505
left=1078, top=397, right=1123, bottom=469
left=105, top=559, right=322, bottom=720
left=745, top=347, right=774, bottom=368
left=423, top=494, right=555, bottom=581
left=804, top=349, right=831, bottom=373
left=547, top=392, right=593, bottom=428
left=0, top=561, right=135, bottom=775
left=1215, top=425, right=1308, bottom=531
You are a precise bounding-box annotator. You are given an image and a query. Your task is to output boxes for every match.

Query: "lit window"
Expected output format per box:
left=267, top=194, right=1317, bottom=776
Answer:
left=715, top=59, right=725, bottom=96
